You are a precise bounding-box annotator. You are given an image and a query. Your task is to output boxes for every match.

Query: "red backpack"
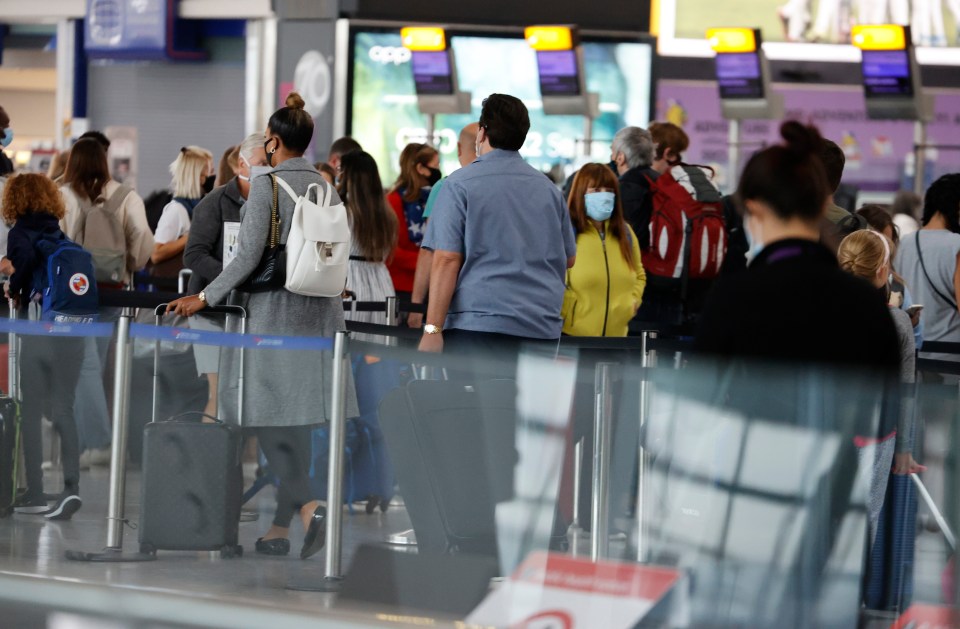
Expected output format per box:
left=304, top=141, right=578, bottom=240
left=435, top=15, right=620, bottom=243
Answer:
left=641, top=164, right=727, bottom=282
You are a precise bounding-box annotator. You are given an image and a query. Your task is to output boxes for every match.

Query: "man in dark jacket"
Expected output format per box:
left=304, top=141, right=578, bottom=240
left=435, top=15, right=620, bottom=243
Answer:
left=611, top=126, right=658, bottom=248
left=182, top=133, right=265, bottom=417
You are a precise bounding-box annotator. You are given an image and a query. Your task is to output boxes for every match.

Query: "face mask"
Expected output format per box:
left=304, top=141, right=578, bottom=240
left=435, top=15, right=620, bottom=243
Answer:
left=584, top=192, right=616, bottom=222
left=744, top=215, right=765, bottom=264
left=202, top=175, right=216, bottom=194
left=0, top=128, right=12, bottom=148
left=426, top=167, right=442, bottom=187
left=249, top=165, right=273, bottom=180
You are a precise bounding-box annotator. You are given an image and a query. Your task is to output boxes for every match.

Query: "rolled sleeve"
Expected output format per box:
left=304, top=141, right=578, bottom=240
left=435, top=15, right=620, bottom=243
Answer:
left=420, top=180, right=466, bottom=254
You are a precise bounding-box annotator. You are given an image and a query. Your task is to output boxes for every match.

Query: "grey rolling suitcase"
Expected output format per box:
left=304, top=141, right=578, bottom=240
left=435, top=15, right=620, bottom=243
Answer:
left=138, top=304, right=246, bottom=558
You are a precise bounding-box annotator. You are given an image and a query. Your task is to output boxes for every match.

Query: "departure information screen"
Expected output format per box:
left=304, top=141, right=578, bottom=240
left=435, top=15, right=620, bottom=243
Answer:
left=861, top=50, right=913, bottom=97
left=715, top=52, right=764, bottom=99
left=411, top=51, right=455, bottom=95
left=536, top=50, right=582, bottom=96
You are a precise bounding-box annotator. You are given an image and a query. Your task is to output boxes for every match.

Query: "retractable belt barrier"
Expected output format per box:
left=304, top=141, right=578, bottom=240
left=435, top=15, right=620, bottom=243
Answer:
left=52, top=290, right=676, bottom=573
left=916, top=341, right=960, bottom=376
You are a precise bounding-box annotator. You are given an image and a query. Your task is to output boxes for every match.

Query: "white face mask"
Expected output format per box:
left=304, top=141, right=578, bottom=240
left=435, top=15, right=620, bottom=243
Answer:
left=744, top=214, right=765, bottom=265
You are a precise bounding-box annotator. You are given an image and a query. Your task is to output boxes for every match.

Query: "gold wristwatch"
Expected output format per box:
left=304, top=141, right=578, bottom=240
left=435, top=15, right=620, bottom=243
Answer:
left=198, top=291, right=207, bottom=304
left=423, top=324, right=442, bottom=335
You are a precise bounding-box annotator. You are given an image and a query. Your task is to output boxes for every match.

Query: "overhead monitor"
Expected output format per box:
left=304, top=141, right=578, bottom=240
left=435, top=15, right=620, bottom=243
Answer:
left=411, top=51, right=455, bottom=96
left=340, top=24, right=655, bottom=183
left=861, top=50, right=913, bottom=97
left=536, top=50, right=582, bottom=97
left=853, top=24, right=931, bottom=120
left=715, top=52, right=764, bottom=100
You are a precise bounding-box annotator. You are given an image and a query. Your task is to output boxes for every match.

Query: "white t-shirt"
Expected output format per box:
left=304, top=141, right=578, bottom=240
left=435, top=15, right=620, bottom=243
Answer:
left=155, top=200, right=191, bottom=244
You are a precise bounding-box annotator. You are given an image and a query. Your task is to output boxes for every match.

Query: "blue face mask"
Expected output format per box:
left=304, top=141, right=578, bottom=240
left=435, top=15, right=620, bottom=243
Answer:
left=584, top=191, right=616, bottom=222
left=0, top=128, right=12, bottom=148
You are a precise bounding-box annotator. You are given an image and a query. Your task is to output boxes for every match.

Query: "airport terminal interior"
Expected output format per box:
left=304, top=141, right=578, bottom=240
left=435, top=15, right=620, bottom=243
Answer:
left=2, top=0, right=960, bottom=627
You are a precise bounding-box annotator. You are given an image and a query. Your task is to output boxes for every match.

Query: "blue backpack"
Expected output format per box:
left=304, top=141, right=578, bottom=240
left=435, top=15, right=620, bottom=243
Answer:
left=31, top=232, right=100, bottom=323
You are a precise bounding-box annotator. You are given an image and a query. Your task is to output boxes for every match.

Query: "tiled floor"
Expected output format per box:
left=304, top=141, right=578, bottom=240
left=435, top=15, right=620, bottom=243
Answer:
left=0, top=465, right=416, bottom=628
left=1, top=461, right=955, bottom=628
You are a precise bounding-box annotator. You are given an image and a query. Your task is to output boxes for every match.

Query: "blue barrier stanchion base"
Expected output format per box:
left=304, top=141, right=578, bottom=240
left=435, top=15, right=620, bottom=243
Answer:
left=64, top=548, right=157, bottom=563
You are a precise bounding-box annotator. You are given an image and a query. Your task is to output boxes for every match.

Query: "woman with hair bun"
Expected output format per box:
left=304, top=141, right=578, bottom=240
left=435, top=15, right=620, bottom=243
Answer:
left=694, top=121, right=899, bottom=369
left=167, top=92, right=359, bottom=560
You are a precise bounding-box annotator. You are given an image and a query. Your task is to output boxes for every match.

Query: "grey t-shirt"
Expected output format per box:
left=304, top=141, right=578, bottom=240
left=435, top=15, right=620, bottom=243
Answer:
left=421, top=149, right=577, bottom=339
left=895, top=229, right=960, bottom=362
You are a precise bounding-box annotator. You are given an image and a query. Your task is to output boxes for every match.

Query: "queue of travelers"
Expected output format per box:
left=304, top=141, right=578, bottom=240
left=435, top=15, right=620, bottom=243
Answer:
left=0, top=92, right=950, bottom=594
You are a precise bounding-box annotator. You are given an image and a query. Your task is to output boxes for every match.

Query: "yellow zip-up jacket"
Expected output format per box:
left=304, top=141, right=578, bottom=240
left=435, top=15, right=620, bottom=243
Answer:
left=562, top=222, right=646, bottom=337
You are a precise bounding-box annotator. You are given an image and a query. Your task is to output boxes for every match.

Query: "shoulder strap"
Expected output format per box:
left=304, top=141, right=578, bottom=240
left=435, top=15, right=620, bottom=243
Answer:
left=273, top=176, right=301, bottom=204
left=916, top=231, right=958, bottom=310
left=103, top=185, right=133, bottom=214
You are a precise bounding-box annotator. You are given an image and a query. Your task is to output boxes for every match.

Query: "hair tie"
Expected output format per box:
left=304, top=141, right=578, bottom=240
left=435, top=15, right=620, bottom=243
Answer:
left=867, top=228, right=891, bottom=267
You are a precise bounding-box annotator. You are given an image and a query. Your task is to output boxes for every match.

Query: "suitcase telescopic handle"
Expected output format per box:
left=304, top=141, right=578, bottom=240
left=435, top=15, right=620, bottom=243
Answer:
left=154, top=304, right=248, bottom=319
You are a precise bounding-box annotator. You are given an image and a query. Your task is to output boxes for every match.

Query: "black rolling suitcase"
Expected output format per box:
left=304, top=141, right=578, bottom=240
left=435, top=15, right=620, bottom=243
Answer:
left=138, top=305, right=246, bottom=558
left=0, top=302, right=22, bottom=518
left=380, top=379, right=518, bottom=557
left=0, top=394, right=20, bottom=518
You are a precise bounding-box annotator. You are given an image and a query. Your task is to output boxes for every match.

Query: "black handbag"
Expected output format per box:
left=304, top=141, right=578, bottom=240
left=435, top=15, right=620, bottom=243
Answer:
left=239, top=174, right=286, bottom=293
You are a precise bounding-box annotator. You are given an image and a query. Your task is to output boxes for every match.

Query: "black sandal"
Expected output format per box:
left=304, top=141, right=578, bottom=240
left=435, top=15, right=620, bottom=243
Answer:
left=255, top=537, right=290, bottom=556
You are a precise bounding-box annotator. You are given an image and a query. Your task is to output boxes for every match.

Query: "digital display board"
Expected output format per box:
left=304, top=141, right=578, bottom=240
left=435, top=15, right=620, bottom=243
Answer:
left=715, top=53, right=764, bottom=99
left=411, top=51, right=455, bottom=96
left=861, top=50, right=914, bottom=98
left=348, top=30, right=655, bottom=184
left=536, top=50, right=582, bottom=97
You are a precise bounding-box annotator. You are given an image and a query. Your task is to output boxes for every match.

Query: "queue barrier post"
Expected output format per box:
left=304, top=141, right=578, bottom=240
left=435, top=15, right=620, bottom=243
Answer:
left=178, top=269, right=193, bottom=295
left=385, top=296, right=398, bottom=326
left=568, top=438, right=585, bottom=556
left=636, top=330, right=657, bottom=563
left=7, top=299, right=17, bottom=401
left=66, top=306, right=155, bottom=562
left=590, top=362, right=617, bottom=561
left=321, top=330, right=350, bottom=589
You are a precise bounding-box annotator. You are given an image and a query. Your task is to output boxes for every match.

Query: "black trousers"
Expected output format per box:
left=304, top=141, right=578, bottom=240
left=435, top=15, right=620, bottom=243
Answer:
left=21, top=336, right=85, bottom=497
left=251, top=425, right=314, bottom=528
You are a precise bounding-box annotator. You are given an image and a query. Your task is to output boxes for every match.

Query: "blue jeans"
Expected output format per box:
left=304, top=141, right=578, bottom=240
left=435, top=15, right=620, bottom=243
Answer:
left=73, top=307, right=120, bottom=451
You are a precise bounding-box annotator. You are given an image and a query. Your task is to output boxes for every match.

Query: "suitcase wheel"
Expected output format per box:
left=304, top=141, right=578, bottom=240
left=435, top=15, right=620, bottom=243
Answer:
left=365, top=495, right=380, bottom=515
left=139, top=543, right=157, bottom=556
left=220, top=544, right=243, bottom=559
left=379, top=498, right=389, bottom=514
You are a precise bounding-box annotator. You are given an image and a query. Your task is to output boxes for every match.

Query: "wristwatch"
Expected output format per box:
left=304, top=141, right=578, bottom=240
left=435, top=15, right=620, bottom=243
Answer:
left=423, top=324, right=442, bottom=335
left=198, top=291, right=207, bottom=304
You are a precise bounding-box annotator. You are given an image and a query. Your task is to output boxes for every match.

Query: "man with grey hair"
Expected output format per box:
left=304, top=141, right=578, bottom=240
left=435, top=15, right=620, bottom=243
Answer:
left=183, top=133, right=266, bottom=417
left=612, top=126, right=658, bottom=249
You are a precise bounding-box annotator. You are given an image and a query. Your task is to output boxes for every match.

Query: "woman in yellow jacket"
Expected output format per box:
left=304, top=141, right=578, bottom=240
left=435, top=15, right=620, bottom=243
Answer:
left=562, top=163, right=646, bottom=336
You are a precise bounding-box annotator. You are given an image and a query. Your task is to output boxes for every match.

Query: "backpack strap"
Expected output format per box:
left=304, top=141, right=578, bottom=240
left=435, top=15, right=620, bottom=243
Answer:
left=103, top=185, right=134, bottom=215
left=916, top=231, right=959, bottom=311
left=273, top=176, right=301, bottom=205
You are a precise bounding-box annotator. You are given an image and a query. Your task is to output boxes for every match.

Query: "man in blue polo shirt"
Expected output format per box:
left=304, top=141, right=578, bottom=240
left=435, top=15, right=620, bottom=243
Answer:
left=419, top=93, right=576, bottom=354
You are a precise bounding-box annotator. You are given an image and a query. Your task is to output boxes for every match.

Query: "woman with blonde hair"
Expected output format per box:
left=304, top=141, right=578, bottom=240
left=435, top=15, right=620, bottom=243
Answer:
left=152, top=145, right=212, bottom=266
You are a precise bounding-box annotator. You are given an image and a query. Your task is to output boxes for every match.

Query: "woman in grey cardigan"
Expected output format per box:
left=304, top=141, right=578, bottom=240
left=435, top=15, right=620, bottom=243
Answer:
left=169, top=93, right=358, bottom=559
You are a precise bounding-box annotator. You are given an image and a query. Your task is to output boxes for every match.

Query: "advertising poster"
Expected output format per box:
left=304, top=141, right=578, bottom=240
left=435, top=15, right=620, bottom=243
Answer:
left=656, top=80, right=960, bottom=192
left=662, top=0, right=959, bottom=46
left=349, top=31, right=654, bottom=184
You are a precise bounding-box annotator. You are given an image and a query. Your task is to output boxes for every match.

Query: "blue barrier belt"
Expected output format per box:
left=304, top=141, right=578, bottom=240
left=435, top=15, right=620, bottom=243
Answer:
left=0, top=319, right=115, bottom=338
left=128, top=323, right=335, bottom=352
